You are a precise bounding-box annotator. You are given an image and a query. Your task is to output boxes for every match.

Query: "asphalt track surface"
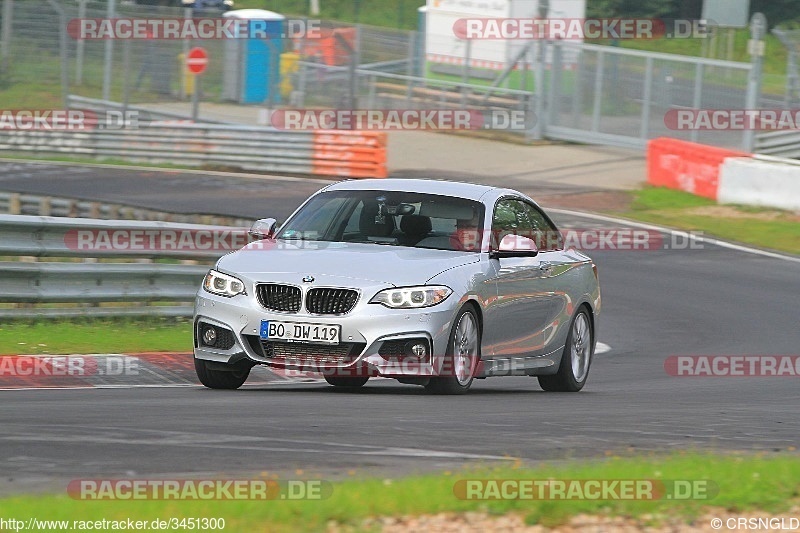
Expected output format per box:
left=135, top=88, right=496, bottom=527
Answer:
left=1, top=162, right=799, bottom=495
left=0, top=160, right=608, bottom=221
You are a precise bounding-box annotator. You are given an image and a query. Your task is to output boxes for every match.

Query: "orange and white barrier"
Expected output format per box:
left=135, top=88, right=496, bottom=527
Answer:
left=646, top=138, right=747, bottom=200
left=311, top=131, right=387, bottom=179
left=647, top=138, right=800, bottom=211
left=718, top=156, right=800, bottom=211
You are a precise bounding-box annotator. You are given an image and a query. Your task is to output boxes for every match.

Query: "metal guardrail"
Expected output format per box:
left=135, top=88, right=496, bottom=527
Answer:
left=66, top=95, right=225, bottom=124
left=0, top=97, right=388, bottom=179
left=754, top=130, right=800, bottom=158
left=0, top=215, right=240, bottom=318
left=0, top=191, right=252, bottom=227
left=0, top=215, right=238, bottom=259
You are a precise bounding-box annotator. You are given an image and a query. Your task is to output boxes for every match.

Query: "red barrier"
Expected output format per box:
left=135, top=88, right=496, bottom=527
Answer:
left=312, top=131, right=387, bottom=178
left=647, top=138, right=748, bottom=200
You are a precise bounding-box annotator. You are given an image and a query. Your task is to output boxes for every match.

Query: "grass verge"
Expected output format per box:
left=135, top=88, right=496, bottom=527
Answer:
left=1, top=453, right=798, bottom=531
left=612, top=187, right=800, bottom=256
left=0, top=317, right=192, bottom=355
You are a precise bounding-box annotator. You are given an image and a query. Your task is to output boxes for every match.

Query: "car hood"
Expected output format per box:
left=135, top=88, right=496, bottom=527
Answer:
left=217, top=240, right=480, bottom=286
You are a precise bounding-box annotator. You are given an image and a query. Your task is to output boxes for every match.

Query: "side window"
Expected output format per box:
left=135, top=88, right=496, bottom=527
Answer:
left=492, top=199, right=533, bottom=246
left=522, top=202, right=561, bottom=251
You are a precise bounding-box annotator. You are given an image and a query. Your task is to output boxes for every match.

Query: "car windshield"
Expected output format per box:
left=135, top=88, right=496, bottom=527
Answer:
left=276, top=190, right=485, bottom=252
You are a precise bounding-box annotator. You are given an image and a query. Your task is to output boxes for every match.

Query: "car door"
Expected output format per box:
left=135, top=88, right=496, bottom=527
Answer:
left=483, top=198, right=566, bottom=370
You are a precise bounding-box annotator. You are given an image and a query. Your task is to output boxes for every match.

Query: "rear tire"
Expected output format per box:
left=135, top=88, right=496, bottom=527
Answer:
left=538, top=307, right=593, bottom=392
left=324, top=376, right=369, bottom=388
left=425, top=305, right=480, bottom=395
left=194, top=358, right=251, bottom=390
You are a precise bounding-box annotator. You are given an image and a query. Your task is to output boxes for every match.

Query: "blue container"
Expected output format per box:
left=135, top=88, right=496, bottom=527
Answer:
left=222, top=9, right=285, bottom=104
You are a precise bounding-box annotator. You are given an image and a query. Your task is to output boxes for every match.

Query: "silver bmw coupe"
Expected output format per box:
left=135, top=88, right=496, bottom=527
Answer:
left=193, top=178, right=600, bottom=394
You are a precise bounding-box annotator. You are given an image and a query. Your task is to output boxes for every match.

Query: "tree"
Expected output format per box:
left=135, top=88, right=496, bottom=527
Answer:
left=587, top=0, right=682, bottom=19
left=750, top=0, right=800, bottom=29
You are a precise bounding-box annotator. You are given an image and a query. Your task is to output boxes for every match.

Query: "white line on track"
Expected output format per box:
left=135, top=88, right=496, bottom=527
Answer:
left=549, top=207, right=800, bottom=264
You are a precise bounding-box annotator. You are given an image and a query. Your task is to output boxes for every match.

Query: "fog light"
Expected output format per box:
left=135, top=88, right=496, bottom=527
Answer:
left=202, top=326, right=217, bottom=347
left=410, top=343, right=428, bottom=357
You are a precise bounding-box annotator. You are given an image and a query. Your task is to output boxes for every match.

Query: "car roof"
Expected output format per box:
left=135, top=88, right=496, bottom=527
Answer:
left=323, top=178, right=500, bottom=202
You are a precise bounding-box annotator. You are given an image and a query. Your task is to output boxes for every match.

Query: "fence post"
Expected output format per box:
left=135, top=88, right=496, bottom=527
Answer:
left=45, top=0, right=69, bottom=109
left=691, top=63, right=704, bottom=144
left=591, top=51, right=605, bottom=133
left=102, top=0, right=116, bottom=101
left=744, top=13, right=766, bottom=153
left=532, top=39, right=546, bottom=140
left=349, top=25, right=362, bottom=108
left=0, top=0, right=12, bottom=72
left=76, top=0, right=87, bottom=84
left=640, top=56, right=654, bottom=141
left=546, top=42, right=562, bottom=131
left=572, top=47, right=583, bottom=128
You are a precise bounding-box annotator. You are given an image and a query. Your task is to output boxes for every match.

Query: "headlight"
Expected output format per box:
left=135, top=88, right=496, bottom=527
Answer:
left=203, top=270, right=246, bottom=297
left=370, top=285, right=452, bottom=309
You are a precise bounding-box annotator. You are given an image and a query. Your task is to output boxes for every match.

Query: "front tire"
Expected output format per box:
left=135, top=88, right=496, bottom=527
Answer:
left=425, top=305, right=480, bottom=395
left=538, top=307, right=593, bottom=392
left=194, top=358, right=251, bottom=390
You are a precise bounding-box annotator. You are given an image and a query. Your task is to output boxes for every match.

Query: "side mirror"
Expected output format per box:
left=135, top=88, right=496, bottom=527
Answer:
left=489, top=234, right=539, bottom=259
left=248, top=218, right=278, bottom=240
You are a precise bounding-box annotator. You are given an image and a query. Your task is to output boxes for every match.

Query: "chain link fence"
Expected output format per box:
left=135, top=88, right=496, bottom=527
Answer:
left=547, top=42, right=755, bottom=150
left=0, top=1, right=785, bottom=152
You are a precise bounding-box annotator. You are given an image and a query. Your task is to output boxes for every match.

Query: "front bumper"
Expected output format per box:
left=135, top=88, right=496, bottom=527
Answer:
left=193, top=290, right=460, bottom=378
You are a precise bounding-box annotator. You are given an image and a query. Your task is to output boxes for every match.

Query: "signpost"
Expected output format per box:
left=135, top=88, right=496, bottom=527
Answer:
left=701, top=0, right=751, bottom=62
left=187, top=47, right=208, bottom=122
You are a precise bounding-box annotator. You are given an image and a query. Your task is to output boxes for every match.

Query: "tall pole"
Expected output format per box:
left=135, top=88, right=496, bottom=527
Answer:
left=76, top=0, right=87, bottom=84
left=743, top=13, right=766, bottom=153
left=532, top=0, right=549, bottom=140
left=0, top=0, right=13, bottom=73
left=46, top=0, right=69, bottom=109
left=102, top=0, right=116, bottom=101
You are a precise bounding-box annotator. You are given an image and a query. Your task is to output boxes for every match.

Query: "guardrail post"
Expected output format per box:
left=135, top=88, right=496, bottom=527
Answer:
left=39, top=197, right=51, bottom=216
left=9, top=193, right=21, bottom=215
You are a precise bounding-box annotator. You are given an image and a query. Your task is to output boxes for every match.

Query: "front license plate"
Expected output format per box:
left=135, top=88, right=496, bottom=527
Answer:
left=260, top=320, right=340, bottom=345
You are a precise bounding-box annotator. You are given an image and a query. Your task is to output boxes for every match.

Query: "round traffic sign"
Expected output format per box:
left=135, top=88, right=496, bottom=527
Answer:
left=186, top=47, right=209, bottom=75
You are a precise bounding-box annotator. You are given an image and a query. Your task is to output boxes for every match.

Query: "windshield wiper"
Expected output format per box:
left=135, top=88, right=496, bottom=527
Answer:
left=352, top=240, right=398, bottom=246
